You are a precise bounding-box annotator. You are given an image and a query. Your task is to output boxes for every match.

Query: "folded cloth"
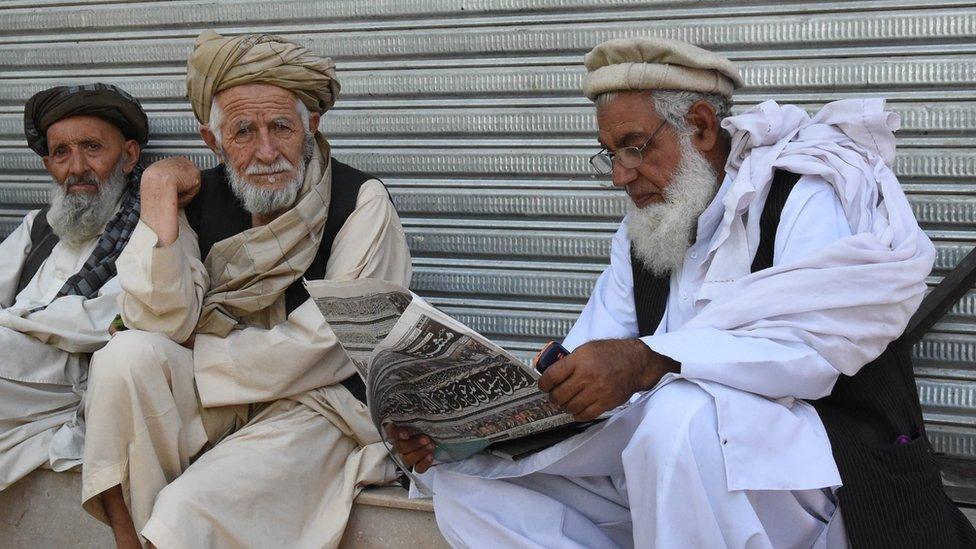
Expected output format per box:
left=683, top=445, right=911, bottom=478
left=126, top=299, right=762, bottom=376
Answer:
left=687, top=98, right=934, bottom=375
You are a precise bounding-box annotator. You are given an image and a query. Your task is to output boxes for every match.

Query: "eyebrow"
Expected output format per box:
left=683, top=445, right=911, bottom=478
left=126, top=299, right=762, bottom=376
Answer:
left=599, top=131, right=648, bottom=151
left=232, top=119, right=254, bottom=131
left=618, top=132, right=648, bottom=147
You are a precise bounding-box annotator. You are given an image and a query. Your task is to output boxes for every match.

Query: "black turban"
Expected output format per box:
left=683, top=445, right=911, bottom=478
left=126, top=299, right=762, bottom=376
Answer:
left=23, top=83, right=149, bottom=156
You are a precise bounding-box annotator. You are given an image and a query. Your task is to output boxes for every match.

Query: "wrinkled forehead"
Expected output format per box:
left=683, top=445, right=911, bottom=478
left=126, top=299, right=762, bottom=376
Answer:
left=596, top=91, right=664, bottom=147
left=45, top=114, right=126, bottom=147
left=214, top=83, right=300, bottom=122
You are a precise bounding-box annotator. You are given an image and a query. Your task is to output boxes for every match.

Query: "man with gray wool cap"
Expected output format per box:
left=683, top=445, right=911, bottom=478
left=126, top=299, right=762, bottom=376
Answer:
left=393, top=37, right=976, bottom=548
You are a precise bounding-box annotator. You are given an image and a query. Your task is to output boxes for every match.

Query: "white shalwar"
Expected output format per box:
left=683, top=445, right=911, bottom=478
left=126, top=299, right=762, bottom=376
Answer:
left=419, top=99, right=934, bottom=549
left=0, top=209, right=122, bottom=490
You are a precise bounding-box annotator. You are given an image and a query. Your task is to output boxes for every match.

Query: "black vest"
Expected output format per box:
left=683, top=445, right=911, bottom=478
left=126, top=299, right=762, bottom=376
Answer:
left=184, top=159, right=377, bottom=403
left=632, top=170, right=976, bottom=548
left=14, top=206, right=58, bottom=295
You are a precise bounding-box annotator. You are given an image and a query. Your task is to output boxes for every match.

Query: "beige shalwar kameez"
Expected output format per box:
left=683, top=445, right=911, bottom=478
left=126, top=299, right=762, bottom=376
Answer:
left=82, top=177, right=411, bottom=548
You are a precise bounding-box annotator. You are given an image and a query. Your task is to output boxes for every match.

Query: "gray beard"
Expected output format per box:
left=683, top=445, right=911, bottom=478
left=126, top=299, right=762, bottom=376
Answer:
left=224, top=132, right=314, bottom=216
left=626, top=134, right=719, bottom=276
left=47, top=159, right=128, bottom=246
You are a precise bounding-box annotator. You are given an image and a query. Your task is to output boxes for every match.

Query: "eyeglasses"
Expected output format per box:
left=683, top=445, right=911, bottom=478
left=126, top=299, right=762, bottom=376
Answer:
left=589, top=119, right=668, bottom=176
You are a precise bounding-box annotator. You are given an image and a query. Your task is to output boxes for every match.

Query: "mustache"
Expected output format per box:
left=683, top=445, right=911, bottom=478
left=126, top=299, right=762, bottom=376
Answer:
left=61, top=174, right=101, bottom=189
left=245, top=158, right=296, bottom=175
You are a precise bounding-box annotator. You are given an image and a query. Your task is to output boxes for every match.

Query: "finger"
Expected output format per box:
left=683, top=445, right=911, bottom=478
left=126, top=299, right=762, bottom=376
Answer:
left=547, top=377, right=585, bottom=407
left=538, top=356, right=576, bottom=392
left=402, top=446, right=434, bottom=467
left=394, top=437, right=430, bottom=455
left=575, top=402, right=607, bottom=422
left=562, top=390, right=597, bottom=416
left=414, top=453, right=435, bottom=473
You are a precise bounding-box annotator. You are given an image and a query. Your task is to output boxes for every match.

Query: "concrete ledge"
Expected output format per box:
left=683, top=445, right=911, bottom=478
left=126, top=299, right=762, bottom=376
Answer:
left=0, top=470, right=447, bottom=548
left=341, top=486, right=448, bottom=549
left=4, top=469, right=972, bottom=548
left=0, top=469, right=112, bottom=548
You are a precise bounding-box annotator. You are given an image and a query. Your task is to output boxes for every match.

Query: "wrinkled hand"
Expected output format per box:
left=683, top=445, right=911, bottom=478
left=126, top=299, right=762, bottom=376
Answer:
left=539, top=339, right=679, bottom=421
left=142, top=156, right=201, bottom=208
left=387, top=424, right=435, bottom=473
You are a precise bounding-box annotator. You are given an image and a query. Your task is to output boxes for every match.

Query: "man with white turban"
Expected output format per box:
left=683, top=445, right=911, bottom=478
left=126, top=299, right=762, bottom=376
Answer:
left=81, top=31, right=411, bottom=548
left=394, top=38, right=975, bottom=547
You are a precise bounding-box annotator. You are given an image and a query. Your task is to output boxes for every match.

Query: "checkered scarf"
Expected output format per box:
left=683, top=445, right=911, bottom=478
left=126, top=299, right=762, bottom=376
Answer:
left=55, top=165, right=142, bottom=299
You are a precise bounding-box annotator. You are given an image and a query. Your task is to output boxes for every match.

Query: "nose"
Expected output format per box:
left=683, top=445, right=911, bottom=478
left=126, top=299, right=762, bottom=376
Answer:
left=254, top=129, right=279, bottom=164
left=66, top=150, right=90, bottom=179
left=611, top=162, right=637, bottom=189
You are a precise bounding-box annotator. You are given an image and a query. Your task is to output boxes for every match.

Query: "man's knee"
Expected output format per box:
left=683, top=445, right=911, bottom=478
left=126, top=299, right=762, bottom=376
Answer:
left=88, top=331, right=177, bottom=394
left=148, top=474, right=204, bottom=530
left=623, top=380, right=720, bottom=467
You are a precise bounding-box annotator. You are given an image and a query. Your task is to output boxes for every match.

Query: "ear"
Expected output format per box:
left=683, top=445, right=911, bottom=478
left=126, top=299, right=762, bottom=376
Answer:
left=686, top=100, right=720, bottom=153
left=200, top=125, right=220, bottom=155
left=122, top=140, right=140, bottom=174
left=41, top=155, right=51, bottom=172
left=308, top=112, right=321, bottom=134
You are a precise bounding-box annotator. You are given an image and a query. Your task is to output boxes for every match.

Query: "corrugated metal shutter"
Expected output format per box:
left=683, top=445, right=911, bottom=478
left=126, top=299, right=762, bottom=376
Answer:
left=1, top=0, right=973, bottom=491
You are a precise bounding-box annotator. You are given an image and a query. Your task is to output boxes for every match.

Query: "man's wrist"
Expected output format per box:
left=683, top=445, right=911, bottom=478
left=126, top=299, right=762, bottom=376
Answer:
left=632, top=338, right=679, bottom=391
left=140, top=177, right=179, bottom=202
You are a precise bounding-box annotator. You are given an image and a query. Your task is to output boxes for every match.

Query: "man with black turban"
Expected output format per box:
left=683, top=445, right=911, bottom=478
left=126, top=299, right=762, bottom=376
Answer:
left=0, top=83, right=156, bottom=492
left=81, top=31, right=411, bottom=549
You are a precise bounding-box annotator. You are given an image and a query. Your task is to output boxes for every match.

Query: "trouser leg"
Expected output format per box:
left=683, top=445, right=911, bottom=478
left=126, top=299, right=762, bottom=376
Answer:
left=81, top=330, right=240, bottom=534
left=623, top=379, right=839, bottom=549
left=0, top=376, right=78, bottom=491
left=142, top=386, right=394, bottom=549
left=428, top=466, right=631, bottom=549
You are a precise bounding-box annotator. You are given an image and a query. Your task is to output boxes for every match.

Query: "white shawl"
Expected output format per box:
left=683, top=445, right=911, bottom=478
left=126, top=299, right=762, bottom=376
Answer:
left=688, top=98, right=935, bottom=375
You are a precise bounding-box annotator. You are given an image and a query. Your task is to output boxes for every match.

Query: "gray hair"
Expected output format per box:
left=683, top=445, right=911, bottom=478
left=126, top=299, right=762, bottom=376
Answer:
left=207, top=96, right=311, bottom=146
left=596, top=90, right=732, bottom=141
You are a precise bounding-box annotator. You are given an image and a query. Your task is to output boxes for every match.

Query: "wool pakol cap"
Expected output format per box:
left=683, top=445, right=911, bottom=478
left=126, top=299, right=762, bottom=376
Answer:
left=582, top=37, right=744, bottom=101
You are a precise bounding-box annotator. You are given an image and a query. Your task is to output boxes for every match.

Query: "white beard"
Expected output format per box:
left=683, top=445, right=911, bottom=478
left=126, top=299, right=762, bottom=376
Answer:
left=626, top=134, right=719, bottom=275
left=224, top=132, right=314, bottom=216
left=47, top=158, right=128, bottom=246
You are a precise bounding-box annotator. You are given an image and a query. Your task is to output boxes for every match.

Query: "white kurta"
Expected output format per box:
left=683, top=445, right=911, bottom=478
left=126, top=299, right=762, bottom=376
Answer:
left=82, top=178, right=413, bottom=548
left=564, top=173, right=851, bottom=492
left=0, top=209, right=122, bottom=490
left=420, top=175, right=852, bottom=548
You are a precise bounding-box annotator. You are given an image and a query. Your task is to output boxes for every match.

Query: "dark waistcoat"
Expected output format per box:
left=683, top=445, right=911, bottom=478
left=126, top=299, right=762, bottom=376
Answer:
left=15, top=206, right=57, bottom=295
left=184, top=159, right=376, bottom=403
left=632, top=170, right=976, bottom=548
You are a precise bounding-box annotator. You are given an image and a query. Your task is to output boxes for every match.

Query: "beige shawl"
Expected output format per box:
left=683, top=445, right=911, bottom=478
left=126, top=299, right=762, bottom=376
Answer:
left=195, top=134, right=333, bottom=336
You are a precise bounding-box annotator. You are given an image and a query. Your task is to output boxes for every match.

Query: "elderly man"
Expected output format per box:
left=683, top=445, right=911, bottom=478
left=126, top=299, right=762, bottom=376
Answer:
left=80, top=31, right=411, bottom=549
left=395, top=38, right=976, bottom=547
left=0, top=84, right=148, bottom=491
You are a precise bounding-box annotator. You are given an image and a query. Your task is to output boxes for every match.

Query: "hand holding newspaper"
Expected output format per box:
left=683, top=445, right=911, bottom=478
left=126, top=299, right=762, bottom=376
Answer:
left=304, top=278, right=578, bottom=463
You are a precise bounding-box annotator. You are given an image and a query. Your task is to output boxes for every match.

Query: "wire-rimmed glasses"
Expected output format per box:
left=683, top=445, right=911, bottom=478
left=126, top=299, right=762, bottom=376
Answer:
left=589, top=119, right=668, bottom=176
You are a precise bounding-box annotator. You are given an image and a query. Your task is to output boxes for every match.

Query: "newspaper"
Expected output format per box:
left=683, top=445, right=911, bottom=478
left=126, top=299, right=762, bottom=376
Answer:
left=305, top=278, right=575, bottom=462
